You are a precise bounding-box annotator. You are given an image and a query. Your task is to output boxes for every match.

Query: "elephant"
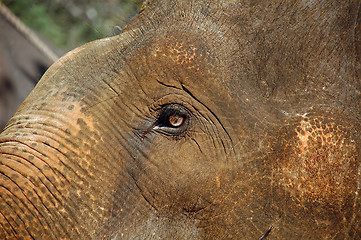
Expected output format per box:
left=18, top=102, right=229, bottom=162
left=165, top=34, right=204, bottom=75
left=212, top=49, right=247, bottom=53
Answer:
left=1, top=0, right=361, bottom=239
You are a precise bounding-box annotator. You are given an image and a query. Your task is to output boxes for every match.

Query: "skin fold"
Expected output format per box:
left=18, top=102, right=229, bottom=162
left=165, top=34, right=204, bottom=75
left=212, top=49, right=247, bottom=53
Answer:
left=1, top=0, right=361, bottom=239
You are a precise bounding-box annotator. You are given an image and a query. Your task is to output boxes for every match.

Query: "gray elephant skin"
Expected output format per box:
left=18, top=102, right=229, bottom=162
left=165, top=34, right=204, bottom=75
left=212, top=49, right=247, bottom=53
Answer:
left=1, top=0, right=361, bottom=239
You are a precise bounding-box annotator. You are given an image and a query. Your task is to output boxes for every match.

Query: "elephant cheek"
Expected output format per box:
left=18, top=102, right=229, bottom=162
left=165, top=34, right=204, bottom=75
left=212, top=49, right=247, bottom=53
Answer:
left=269, top=113, right=360, bottom=235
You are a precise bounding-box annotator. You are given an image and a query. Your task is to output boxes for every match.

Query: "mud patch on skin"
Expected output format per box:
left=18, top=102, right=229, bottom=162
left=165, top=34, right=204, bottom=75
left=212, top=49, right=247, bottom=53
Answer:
left=158, top=42, right=200, bottom=71
left=149, top=32, right=211, bottom=78
left=273, top=114, right=359, bottom=206
left=263, top=112, right=361, bottom=237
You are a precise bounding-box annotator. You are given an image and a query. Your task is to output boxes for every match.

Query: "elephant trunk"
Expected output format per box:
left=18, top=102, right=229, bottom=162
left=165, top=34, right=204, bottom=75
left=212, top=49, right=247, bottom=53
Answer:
left=0, top=36, right=132, bottom=239
left=0, top=118, right=88, bottom=239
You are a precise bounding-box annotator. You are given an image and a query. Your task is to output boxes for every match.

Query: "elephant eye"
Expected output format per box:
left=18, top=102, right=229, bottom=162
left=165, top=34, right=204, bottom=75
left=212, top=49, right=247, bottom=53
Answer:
left=153, top=104, right=190, bottom=136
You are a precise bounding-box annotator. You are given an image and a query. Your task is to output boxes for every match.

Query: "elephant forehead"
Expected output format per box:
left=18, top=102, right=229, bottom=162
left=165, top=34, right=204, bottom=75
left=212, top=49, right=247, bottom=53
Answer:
left=139, top=31, right=223, bottom=88
left=152, top=40, right=202, bottom=71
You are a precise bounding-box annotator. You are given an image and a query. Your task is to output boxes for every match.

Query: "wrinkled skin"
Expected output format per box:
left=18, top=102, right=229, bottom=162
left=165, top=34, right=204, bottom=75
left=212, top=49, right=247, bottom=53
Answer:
left=1, top=0, right=361, bottom=239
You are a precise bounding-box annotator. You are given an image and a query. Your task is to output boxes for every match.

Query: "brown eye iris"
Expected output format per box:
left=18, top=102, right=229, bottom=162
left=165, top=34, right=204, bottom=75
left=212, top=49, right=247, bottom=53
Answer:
left=169, top=115, right=184, bottom=127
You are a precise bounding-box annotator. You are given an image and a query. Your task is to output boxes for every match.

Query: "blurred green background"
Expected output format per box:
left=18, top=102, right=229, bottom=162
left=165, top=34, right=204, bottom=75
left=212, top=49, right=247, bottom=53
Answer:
left=3, top=0, right=143, bottom=52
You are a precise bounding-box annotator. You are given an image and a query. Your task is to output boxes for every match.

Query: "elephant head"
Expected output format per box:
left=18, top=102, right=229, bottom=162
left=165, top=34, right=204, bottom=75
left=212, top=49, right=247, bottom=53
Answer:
left=1, top=0, right=361, bottom=239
